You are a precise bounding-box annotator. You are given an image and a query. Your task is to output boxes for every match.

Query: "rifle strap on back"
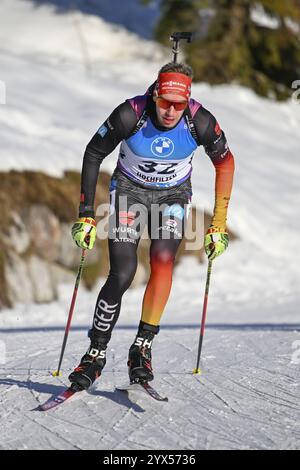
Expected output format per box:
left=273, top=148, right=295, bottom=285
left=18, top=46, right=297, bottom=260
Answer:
left=184, top=106, right=201, bottom=146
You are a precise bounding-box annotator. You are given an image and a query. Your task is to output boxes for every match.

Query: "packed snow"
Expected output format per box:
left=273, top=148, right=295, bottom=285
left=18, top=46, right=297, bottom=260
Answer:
left=0, top=0, right=300, bottom=450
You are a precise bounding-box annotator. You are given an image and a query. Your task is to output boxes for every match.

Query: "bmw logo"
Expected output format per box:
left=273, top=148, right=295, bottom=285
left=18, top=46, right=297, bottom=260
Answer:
left=151, top=137, right=174, bottom=158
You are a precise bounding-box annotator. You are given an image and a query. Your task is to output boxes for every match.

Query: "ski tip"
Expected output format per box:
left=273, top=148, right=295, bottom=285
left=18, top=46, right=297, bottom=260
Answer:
left=52, top=370, right=62, bottom=377
left=31, top=405, right=43, bottom=412
left=192, top=368, right=202, bottom=375
left=36, top=404, right=46, bottom=412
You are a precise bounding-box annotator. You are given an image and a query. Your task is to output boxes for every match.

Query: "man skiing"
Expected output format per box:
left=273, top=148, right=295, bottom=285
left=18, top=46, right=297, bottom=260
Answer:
left=69, top=62, right=235, bottom=391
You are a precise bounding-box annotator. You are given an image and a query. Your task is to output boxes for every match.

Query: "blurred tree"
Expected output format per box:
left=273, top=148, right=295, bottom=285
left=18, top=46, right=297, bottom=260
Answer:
left=150, top=0, right=300, bottom=100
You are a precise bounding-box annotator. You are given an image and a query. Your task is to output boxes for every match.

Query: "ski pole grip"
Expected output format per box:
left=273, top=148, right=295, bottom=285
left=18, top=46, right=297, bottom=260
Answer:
left=170, top=32, right=193, bottom=63
left=170, top=32, right=193, bottom=43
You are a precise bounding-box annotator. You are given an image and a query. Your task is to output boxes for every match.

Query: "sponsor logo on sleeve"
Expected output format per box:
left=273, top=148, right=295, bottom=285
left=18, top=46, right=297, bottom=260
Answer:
left=97, top=124, right=108, bottom=138
left=214, top=122, right=222, bottom=136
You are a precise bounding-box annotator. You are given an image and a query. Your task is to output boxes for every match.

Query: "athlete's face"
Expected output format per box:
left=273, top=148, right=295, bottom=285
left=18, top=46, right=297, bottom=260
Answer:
left=154, top=93, right=187, bottom=128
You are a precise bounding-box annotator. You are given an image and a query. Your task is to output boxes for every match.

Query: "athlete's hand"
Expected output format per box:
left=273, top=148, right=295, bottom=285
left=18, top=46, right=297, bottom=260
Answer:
left=204, top=226, right=229, bottom=261
left=71, top=217, right=97, bottom=250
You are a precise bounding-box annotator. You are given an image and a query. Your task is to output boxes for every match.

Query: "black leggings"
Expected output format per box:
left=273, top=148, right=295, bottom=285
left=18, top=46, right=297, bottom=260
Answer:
left=91, top=170, right=192, bottom=343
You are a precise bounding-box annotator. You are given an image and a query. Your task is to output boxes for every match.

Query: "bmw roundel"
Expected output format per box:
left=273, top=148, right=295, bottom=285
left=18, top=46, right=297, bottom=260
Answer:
left=151, top=137, right=174, bottom=157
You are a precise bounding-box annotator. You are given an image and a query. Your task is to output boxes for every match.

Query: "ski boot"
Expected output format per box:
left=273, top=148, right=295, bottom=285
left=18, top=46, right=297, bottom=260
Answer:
left=68, top=331, right=109, bottom=390
left=127, top=322, right=159, bottom=383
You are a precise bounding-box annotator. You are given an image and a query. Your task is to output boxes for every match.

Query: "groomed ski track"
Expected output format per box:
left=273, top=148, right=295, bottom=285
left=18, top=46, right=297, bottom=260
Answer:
left=0, top=0, right=300, bottom=451
left=1, top=319, right=299, bottom=450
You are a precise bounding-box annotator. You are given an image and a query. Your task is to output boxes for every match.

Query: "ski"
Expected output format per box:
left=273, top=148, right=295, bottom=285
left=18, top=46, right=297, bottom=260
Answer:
left=37, top=381, right=167, bottom=410
left=37, top=384, right=83, bottom=411
left=116, top=382, right=168, bottom=402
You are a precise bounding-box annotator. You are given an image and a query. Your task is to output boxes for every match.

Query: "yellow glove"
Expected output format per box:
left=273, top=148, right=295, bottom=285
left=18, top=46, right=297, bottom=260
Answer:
left=204, top=227, right=229, bottom=261
left=71, top=217, right=97, bottom=250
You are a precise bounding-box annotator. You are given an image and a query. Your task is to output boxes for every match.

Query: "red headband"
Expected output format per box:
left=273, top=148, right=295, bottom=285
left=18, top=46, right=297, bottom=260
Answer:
left=157, top=72, right=192, bottom=99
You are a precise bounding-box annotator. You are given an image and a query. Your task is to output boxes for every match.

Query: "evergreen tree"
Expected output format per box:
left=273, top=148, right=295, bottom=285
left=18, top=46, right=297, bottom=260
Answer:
left=152, top=0, right=300, bottom=100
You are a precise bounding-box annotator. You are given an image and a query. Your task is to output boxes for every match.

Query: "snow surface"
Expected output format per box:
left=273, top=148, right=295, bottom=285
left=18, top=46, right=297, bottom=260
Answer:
left=0, top=0, right=300, bottom=450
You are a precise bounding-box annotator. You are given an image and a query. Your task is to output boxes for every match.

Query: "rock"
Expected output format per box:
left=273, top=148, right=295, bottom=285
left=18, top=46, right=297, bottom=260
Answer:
left=3, top=212, right=30, bottom=255
left=4, top=252, right=34, bottom=304
left=50, top=263, right=76, bottom=286
left=26, top=205, right=61, bottom=262
left=27, top=255, right=56, bottom=303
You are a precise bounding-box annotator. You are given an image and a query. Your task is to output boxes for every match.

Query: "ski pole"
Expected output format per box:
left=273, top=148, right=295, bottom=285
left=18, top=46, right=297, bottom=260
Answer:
left=193, top=259, right=213, bottom=375
left=52, top=249, right=86, bottom=377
